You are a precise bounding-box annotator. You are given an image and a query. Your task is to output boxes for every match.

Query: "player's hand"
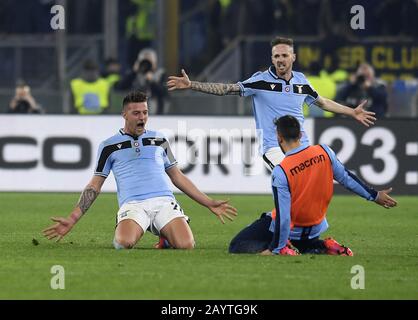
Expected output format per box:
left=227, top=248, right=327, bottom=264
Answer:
left=42, top=217, right=75, bottom=242
left=375, top=187, right=398, bottom=209
left=167, top=69, right=191, bottom=91
left=207, top=199, right=237, bottom=224
left=353, top=100, right=376, bottom=127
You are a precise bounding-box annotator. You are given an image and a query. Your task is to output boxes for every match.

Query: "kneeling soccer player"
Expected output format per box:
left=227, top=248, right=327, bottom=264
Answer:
left=43, top=91, right=237, bottom=249
left=229, top=115, right=397, bottom=256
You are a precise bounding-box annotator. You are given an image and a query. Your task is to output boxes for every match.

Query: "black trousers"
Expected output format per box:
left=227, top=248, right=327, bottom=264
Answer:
left=229, top=212, right=326, bottom=254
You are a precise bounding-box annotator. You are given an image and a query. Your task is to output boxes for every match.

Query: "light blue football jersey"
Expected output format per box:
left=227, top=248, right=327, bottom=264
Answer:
left=238, top=66, right=319, bottom=154
left=94, top=129, right=177, bottom=207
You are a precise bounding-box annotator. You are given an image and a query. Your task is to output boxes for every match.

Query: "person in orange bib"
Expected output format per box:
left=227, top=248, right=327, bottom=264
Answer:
left=229, top=115, right=397, bottom=256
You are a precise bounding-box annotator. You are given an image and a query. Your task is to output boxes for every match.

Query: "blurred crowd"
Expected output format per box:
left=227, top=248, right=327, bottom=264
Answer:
left=1, top=0, right=417, bottom=116
left=182, top=0, right=418, bottom=71
left=68, top=48, right=167, bottom=115
left=304, top=62, right=389, bottom=119
left=3, top=0, right=415, bottom=37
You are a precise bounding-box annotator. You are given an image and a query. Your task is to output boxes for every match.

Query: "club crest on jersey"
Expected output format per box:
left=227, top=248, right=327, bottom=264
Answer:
left=296, top=85, right=304, bottom=94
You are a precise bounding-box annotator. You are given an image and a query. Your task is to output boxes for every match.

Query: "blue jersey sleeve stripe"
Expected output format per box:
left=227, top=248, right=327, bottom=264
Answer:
left=269, top=186, right=281, bottom=251
left=237, top=82, right=245, bottom=96
left=320, top=144, right=378, bottom=200
left=94, top=173, right=108, bottom=178
left=96, top=140, right=131, bottom=173
left=346, top=169, right=378, bottom=200
left=292, top=84, right=318, bottom=98
left=165, top=162, right=178, bottom=170
left=162, top=141, right=176, bottom=164
left=278, top=165, right=291, bottom=193
left=243, top=80, right=282, bottom=92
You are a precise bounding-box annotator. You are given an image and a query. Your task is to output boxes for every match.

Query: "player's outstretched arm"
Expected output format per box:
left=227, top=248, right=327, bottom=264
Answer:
left=327, top=144, right=398, bottom=209
left=315, top=97, right=376, bottom=127
left=374, top=187, right=398, bottom=209
left=167, top=69, right=240, bottom=96
left=166, top=166, right=237, bottom=224
left=42, top=175, right=105, bottom=242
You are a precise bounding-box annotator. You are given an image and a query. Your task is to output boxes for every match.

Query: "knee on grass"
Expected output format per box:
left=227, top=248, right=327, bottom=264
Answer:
left=229, top=240, right=267, bottom=254
left=171, top=238, right=195, bottom=250
left=113, top=237, right=137, bottom=250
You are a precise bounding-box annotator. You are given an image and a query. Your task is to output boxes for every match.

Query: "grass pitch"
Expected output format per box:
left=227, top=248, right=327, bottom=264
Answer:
left=0, top=193, right=417, bottom=300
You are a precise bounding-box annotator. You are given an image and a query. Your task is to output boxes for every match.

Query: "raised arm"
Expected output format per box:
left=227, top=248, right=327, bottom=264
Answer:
left=315, top=96, right=376, bottom=127
left=166, top=166, right=237, bottom=223
left=42, top=175, right=106, bottom=241
left=322, top=145, right=397, bottom=209
left=167, top=69, right=240, bottom=96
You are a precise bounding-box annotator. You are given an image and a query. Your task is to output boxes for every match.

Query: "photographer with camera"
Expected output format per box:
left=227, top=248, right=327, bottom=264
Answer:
left=115, top=48, right=167, bottom=115
left=336, top=63, right=388, bottom=119
left=8, top=81, right=43, bottom=114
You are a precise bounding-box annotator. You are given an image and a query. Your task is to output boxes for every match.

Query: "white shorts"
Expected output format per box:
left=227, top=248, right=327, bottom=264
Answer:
left=262, top=147, right=284, bottom=171
left=116, top=197, right=189, bottom=236
left=262, top=134, right=310, bottom=171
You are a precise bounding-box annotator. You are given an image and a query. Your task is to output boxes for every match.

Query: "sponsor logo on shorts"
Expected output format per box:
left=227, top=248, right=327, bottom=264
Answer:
left=119, top=210, right=130, bottom=218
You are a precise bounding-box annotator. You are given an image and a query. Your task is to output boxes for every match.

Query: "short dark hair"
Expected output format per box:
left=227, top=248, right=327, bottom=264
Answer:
left=271, top=37, right=294, bottom=48
left=83, top=59, right=98, bottom=71
left=122, top=91, right=148, bottom=110
left=274, top=115, right=300, bottom=141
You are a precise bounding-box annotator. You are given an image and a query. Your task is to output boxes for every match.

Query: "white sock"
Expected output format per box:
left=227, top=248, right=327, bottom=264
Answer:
left=113, top=238, right=126, bottom=250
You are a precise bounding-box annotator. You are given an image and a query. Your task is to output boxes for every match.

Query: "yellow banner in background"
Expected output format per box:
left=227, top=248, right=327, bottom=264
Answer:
left=297, top=43, right=418, bottom=81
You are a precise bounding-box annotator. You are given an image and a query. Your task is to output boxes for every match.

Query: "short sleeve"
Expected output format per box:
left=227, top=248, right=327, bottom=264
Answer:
left=237, top=72, right=262, bottom=97
left=303, top=78, right=319, bottom=106
left=94, top=142, right=112, bottom=177
left=161, top=137, right=177, bottom=170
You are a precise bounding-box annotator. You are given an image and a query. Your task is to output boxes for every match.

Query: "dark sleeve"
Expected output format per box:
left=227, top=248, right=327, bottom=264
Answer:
left=335, top=82, right=354, bottom=104
left=367, top=84, right=388, bottom=118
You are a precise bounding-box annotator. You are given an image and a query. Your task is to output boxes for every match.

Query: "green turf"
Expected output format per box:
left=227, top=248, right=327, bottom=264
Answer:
left=0, top=193, right=417, bottom=300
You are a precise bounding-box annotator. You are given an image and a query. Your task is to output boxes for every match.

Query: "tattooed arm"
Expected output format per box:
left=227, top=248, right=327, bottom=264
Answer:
left=42, top=176, right=105, bottom=241
left=72, top=176, right=104, bottom=218
left=190, top=81, right=240, bottom=96
left=167, top=69, right=240, bottom=96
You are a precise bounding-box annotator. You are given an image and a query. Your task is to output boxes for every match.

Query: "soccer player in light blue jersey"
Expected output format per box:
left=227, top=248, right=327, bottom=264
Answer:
left=167, top=36, right=376, bottom=170
left=228, top=116, right=397, bottom=256
left=43, top=91, right=237, bottom=249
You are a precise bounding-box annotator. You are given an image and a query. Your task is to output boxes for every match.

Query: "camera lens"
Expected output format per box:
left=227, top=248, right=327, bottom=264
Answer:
left=138, top=60, right=152, bottom=74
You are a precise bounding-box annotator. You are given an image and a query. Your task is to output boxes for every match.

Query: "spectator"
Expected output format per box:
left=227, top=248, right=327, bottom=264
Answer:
left=8, top=81, right=43, bottom=114
left=336, top=63, right=388, bottom=119
left=305, top=62, right=337, bottom=118
left=115, top=48, right=168, bottom=115
left=102, top=57, right=122, bottom=88
left=124, top=0, right=156, bottom=67
left=70, top=59, right=111, bottom=114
